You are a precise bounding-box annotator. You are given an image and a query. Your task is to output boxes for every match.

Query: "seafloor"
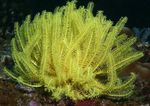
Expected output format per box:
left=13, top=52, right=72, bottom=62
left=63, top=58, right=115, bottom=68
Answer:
left=0, top=26, right=150, bottom=106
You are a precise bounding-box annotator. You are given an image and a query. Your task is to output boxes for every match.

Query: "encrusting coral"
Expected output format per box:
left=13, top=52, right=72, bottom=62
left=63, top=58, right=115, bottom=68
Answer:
left=4, top=1, right=143, bottom=101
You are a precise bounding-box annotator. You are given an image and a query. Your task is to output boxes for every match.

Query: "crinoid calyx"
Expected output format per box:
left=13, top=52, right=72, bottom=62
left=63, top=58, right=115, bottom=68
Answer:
left=4, top=1, right=143, bottom=101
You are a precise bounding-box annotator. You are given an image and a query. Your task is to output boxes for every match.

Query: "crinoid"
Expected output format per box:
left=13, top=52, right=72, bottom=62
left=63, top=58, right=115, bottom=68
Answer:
left=4, top=1, right=143, bottom=101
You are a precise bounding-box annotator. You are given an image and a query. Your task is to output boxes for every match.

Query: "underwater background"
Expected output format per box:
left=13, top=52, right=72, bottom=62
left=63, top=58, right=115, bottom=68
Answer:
left=0, top=0, right=150, bottom=106
left=0, top=0, right=150, bottom=39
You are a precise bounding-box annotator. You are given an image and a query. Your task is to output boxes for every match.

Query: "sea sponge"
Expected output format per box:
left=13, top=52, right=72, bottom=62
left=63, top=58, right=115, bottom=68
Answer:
left=4, top=1, right=143, bottom=100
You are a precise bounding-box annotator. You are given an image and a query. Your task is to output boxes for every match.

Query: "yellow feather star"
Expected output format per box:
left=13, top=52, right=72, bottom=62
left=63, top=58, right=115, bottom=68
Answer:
left=4, top=1, right=143, bottom=101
